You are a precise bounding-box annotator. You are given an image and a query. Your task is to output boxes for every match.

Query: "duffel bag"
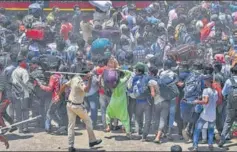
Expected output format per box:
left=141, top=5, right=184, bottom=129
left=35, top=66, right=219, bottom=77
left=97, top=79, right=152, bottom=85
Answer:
left=26, top=29, right=44, bottom=40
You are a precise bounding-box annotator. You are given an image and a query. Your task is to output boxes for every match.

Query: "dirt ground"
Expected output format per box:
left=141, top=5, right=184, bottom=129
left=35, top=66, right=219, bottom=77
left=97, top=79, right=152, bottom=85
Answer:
left=1, top=125, right=237, bottom=151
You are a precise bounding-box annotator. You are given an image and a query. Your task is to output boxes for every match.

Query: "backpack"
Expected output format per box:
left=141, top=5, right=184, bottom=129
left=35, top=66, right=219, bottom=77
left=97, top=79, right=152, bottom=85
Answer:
left=156, top=78, right=178, bottom=101
left=23, top=15, right=35, bottom=28
left=132, top=75, right=150, bottom=100
left=0, top=53, right=10, bottom=68
left=183, top=73, right=202, bottom=99
left=102, top=69, right=120, bottom=97
left=150, top=42, right=161, bottom=56
left=0, top=14, right=10, bottom=27
left=227, top=78, right=237, bottom=109
left=38, top=54, right=61, bottom=71
left=175, top=24, right=185, bottom=41
left=91, top=38, right=111, bottom=54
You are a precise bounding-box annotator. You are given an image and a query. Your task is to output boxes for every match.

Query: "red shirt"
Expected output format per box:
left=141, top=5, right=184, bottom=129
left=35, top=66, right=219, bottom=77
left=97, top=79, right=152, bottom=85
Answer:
left=60, top=22, right=73, bottom=40
left=96, top=66, right=107, bottom=95
left=40, top=74, right=61, bottom=102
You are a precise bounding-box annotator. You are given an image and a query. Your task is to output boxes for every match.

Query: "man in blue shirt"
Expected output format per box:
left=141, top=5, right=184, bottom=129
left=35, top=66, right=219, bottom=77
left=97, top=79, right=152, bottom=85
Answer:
left=219, top=64, right=237, bottom=147
left=132, top=64, right=152, bottom=142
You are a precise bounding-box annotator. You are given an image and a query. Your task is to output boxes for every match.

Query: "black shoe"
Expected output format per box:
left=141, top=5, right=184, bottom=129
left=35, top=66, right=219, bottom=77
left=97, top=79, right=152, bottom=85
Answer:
left=45, top=129, right=52, bottom=134
left=9, top=126, right=18, bottom=133
left=68, top=147, right=76, bottom=152
left=89, top=139, right=102, bottom=148
left=114, top=126, right=121, bottom=131
left=218, top=140, right=225, bottom=148
left=138, top=130, right=143, bottom=136
left=167, top=134, right=173, bottom=141
left=22, top=129, right=30, bottom=133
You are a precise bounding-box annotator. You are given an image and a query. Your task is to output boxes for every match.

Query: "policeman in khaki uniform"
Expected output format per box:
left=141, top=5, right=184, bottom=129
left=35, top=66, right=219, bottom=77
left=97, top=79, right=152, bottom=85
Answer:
left=57, top=71, right=102, bottom=152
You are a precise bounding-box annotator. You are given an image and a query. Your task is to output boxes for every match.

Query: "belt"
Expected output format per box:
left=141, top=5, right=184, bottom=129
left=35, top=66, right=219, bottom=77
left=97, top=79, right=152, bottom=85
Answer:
left=67, top=101, right=83, bottom=106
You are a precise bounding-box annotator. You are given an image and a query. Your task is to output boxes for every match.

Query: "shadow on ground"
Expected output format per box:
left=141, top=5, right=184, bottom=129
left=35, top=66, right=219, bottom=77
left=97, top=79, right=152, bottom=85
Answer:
left=105, top=135, right=144, bottom=141
left=6, top=134, right=33, bottom=141
left=188, top=146, right=226, bottom=151
left=53, top=132, right=83, bottom=136
left=76, top=146, right=106, bottom=152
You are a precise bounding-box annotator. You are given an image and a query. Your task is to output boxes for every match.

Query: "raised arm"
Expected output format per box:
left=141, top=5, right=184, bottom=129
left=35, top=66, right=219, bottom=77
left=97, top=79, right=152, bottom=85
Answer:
left=39, top=75, right=56, bottom=92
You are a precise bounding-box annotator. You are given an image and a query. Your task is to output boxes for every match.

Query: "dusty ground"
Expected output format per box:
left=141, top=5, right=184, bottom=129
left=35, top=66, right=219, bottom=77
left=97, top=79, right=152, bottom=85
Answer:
left=1, top=125, right=237, bottom=151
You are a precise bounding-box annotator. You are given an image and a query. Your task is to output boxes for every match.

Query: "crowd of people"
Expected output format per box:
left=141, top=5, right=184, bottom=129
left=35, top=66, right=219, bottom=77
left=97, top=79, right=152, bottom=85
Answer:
left=0, top=1, right=237, bottom=152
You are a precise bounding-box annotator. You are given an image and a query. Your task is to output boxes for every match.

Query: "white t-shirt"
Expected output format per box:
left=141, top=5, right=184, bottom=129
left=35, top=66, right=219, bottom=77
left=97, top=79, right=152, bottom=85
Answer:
left=148, top=80, right=165, bottom=104
left=200, top=88, right=218, bottom=122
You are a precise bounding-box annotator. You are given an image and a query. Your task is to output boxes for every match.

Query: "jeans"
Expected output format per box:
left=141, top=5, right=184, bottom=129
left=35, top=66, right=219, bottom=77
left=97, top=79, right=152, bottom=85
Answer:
left=221, top=109, right=237, bottom=142
left=128, top=96, right=136, bottom=131
left=15, top=98, right=30, bottom=132
left=99, top=94, right=110, bottom=128
left=58, top=100, right=68, bottom=127
left=153, top=101, right=169, bottom=132
left=176, top=99, right=183, bottom=135
left=216, top=104, right=224, bottom=133
left=31, top=91, right=51, bottom=128
left=67, top=103, right=96, bottom=147
left=85, top=92, right=99, bottom=127
left=45, top=101, right=63, bottom=131
left=135, top=101, right=152, bottom=138
left=169, top=98, right=176, bottom=128
left=193, top=117, right=215, bottom=148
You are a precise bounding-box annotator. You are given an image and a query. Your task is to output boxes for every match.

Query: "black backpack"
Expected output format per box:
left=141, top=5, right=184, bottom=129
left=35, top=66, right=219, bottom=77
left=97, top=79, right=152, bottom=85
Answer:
left=227, top=78, right=237, bottom=109
left=155, top=78, right=179, bottom=101
left=38, top=54, right=61, bottom=71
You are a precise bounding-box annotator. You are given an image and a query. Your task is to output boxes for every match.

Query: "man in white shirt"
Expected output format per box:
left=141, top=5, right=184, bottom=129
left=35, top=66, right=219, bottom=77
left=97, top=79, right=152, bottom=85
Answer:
left=191, top=75, right=218, bottom=151
left=11, top=56, right=32, bottom=133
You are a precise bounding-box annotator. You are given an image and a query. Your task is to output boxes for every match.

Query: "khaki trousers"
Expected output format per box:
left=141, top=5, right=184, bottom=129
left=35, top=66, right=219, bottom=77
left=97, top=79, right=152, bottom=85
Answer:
left=67, top=103, right=96, bottom=147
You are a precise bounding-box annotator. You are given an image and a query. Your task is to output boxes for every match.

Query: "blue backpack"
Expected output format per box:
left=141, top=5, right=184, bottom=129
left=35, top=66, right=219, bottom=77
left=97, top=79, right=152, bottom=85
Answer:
left=131, top=75, right=150, bottom=100
left=151, top=42, right=161, bottom=55
left=183, top=73, right=202, bottom=99
left=91, top=38, right=111, bottom=54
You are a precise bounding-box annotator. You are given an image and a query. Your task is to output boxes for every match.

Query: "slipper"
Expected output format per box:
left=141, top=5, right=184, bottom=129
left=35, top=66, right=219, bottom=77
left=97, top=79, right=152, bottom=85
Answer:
left=153, top=139, right=161, bottom=144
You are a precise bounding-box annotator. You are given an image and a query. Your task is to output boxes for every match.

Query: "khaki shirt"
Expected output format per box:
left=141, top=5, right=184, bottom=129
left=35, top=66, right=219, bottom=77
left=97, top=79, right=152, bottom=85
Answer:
left=66, top=76, right=86, bottom=104
left=80, top=21, right=93, bottom=43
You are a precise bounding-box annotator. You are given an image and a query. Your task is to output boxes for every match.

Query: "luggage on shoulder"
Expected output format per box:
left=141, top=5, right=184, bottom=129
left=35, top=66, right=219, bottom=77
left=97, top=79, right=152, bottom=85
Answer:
left=26, top=29, right=44, bottom=41
left=166, top=44, right=198, bottom=62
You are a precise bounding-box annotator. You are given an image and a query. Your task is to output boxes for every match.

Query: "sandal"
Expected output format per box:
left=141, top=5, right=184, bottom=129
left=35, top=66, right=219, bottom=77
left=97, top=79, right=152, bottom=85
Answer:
left=104, top=126, right=111, bottom=132
left=153, top=139, right=161, bottom=144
